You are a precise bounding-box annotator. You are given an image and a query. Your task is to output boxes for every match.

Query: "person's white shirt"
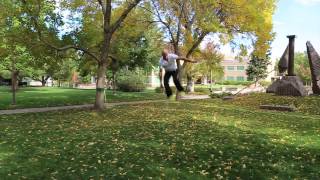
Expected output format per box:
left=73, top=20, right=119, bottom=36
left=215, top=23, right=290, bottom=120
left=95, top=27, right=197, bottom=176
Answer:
left=159, top=53, right=179, bottom=71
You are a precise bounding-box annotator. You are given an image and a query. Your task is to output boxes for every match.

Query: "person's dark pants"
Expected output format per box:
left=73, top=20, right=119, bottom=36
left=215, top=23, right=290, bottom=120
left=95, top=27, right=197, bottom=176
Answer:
left=164, top=70, right=184, bottom=97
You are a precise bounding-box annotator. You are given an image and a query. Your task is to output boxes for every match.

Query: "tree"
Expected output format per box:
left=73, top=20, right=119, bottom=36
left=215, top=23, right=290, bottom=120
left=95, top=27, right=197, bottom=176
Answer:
left=294, top=52, right=311, bottom=85
left=75, top=6, right=162, bottom=93
left=246, top=54, right=270, bottom=82
left=148, top=0, right=276, bottom=93
left=0, top=1, right=37, bottom=105
left=0, top=46, right=34, bottom=105
left=110, top=8, right=163, bottom=71
left=21, top=0, right=143, bottom=110
left=52, top=57, right=78, bottom=87
left=193, top=43, right=224, bottom=88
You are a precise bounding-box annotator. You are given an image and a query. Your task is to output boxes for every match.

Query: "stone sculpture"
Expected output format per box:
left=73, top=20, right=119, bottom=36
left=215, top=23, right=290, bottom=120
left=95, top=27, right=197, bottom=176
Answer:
left=278, top=45, right=289, bottom=74
left=267, top=35, right=307, bottom=96
left=306, top=41, right=320, bottom=94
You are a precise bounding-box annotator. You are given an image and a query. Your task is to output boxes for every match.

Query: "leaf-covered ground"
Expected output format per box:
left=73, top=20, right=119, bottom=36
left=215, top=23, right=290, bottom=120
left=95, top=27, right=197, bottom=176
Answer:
left=0, top=99, right=319, bottom=179
left=0, top=87, right=164, bottom=110
left=225, top=93, right=320, bottom=115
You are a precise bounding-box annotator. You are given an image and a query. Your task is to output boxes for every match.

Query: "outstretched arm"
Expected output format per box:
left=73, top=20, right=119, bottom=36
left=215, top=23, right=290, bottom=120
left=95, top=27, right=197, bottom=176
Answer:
left=176, top=57, right=197, bottom=63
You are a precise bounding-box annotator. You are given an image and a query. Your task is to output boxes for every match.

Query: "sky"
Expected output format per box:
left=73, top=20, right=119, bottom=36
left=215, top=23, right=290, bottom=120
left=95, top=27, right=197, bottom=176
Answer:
left=271, top=0, right=320, bottom=59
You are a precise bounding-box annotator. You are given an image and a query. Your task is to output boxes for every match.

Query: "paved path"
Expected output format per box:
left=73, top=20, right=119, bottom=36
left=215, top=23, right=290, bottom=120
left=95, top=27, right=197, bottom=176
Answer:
left=0, top=95, right=210, bottom=115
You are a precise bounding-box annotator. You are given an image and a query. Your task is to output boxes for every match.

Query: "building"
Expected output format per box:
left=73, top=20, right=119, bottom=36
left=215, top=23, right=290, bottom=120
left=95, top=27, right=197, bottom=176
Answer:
left=221, top=58, right=249, bottom=81
left=221, top=57, right=275, bottom=82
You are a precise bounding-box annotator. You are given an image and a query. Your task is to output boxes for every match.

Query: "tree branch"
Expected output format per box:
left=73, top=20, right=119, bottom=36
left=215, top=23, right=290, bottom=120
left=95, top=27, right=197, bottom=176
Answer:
left=97, top=0, right=106, bottom=14
left=175, top=1, right=185, bottom=50
left=151, top=0, right=176, bottom=45
left=21, top=0, right=100, bottom=62
left=182, top=31, right=209, bottom=69
left=186, top=32, right=209, bottom=58
left=109, top=0, right=142, bottom=34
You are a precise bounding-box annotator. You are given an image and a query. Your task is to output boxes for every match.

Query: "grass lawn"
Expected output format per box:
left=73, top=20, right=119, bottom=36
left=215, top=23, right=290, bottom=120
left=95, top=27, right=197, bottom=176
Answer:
left=0, top=99, right=319, bottom=179
left=0, top=86, right=164, bottom=110
left=225, top=93, right=320, bottom=115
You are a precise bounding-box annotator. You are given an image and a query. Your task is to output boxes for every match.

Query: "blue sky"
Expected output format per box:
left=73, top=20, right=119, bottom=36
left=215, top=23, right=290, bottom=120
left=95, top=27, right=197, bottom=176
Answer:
left=272, top=0, right=320, bottom=59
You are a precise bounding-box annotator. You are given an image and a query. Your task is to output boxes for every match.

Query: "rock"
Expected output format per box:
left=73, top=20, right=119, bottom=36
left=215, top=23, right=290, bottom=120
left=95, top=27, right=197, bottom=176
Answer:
left=222, top=96, right=235, bottom=100
left=275, top=76, right=307, bottom=96
left=260, top=105, right=296, bottom=112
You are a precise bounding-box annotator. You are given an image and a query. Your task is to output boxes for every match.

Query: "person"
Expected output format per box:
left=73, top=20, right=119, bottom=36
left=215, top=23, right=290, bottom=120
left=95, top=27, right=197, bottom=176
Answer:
left=159, top=49, right=196, bottom=98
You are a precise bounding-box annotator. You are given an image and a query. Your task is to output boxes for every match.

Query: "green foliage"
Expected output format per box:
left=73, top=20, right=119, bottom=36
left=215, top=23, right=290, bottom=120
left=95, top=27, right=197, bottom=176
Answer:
left=193, top=87, right=211, bottom=94
left=110, top=8, right=162, bottom=70
left=216, top=81, right=253, bottom=86
left=1, top=100, right=319, bottom=179
left=0, top=70, right=10, bottom=79
left=154, top=86, right=210, bottom=94
left=117, top=69, right=147, bottom=92
left=0, top=0, right=68, bottom=86
left=246, top=55, right=271, bottom=81
left=188, top=43, right=224, bottom=80
left=294, top=52, right=311, bottom=84
left=153, top=0, right=276, bottom=58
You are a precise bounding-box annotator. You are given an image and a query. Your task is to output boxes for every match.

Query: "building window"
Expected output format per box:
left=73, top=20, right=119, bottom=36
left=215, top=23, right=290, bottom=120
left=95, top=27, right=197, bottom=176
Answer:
left=227, top=76, right=235, bottom=81
left=237, top=66, right=245, bottom=71
left=237, top=76, right=245, bottom=81
left=227, top=66, right=235, bottom=71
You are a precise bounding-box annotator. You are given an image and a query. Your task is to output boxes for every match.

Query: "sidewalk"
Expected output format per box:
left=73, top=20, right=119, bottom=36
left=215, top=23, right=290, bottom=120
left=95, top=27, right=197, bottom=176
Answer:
left=0, top=95, right=210, bottom=115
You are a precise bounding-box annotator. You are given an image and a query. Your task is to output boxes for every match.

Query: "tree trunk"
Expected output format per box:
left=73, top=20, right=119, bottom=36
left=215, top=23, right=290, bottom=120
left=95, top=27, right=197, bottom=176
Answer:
left=41, top=76, right=46, bottom=87
left=11, top=71, right=18, bottom=105
left=174, top=48, right=183, bottom=100
left=186, top=74, right=194, bottom=93
left=95, top=62, right=107, bottom=110
left=185, top=49, right=195, bottom=93
left=41, top=76, right=51, bottom=87
left=159, top=68, right=164, bottom=91
left=112, top=71, right=116, bottom=95
left=58, top=79, right=61, bottom=87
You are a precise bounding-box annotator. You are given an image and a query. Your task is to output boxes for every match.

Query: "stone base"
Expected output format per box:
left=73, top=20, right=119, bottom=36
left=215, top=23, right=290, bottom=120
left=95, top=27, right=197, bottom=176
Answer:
left=274, top=76, right=307, bottom=96
left=312, top=81, right=320, bottom=95
left=266, top=79, right=281, bottom=93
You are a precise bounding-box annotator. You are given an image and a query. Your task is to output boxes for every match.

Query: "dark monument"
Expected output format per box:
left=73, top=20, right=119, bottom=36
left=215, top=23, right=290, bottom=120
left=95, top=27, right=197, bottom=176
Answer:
left=306, top=41, right=320, bottom=95
left=266, top=45, right=289, bottom=93
left=278, top=45, right=289, bottom=74
left=267, top=35, right=307, bottom=96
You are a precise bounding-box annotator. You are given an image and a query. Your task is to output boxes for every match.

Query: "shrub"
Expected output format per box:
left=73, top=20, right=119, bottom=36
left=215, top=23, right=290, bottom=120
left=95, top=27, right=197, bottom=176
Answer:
left=155, top=86, right=211, bottom=94
left=216, top=81, right=253, bottom=86
left=194, top=87, right=210, bottom=94
left=210, top=92, right=233, bottom=99
left=155, top=86, right=176, bottom=93
left=259, top=81, right=272, bottom=87
left=117, top=69, right=147, bottom=92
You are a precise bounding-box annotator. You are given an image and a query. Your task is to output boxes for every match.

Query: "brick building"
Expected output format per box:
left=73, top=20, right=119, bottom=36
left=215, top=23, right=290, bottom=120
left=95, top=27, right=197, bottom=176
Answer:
left=221, top=58, right=249, bottom=81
